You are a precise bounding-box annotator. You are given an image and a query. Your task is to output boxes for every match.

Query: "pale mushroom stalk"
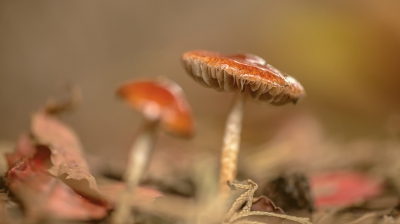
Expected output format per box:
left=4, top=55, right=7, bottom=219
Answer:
left=219, top=92, right=246, bottom=197
left=181, top=50, right=306, bottom=201
left=112, top=119, right=159, bottom=224
left=125, top=119, right=159, bottom=189
left=112, top=79, right=195, bottom=224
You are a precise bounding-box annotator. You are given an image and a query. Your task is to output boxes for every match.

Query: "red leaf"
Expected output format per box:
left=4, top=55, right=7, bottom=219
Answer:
left=310, top=171, right=383, bottom=208
left=8, top=170, right=107, bottom=220
left=5, top=102, right=161, bottom=221
left=4, top=108, right=111, bottom=221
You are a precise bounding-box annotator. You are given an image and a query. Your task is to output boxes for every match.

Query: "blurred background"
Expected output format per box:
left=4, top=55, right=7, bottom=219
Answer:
left=1, top=1, right=400, bottom=178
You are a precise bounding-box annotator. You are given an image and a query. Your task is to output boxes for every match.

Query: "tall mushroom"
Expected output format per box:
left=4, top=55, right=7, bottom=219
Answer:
left=181, top=50, right=305, bottom=198
left=112, top=78, right=194, bottom=224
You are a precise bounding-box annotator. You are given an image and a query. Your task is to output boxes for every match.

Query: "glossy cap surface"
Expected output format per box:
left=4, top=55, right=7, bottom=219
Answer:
left=117, top=79, right=194, bottom=137
left=182, top=50, right=305, bottom=105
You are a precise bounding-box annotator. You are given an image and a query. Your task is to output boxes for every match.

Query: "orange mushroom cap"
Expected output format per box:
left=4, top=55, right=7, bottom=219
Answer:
left=182, top=50, right=305, bottom=105
left=117, top=79, right=194, bottom=137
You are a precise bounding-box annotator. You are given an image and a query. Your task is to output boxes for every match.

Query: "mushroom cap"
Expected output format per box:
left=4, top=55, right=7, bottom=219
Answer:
left=181, top=50, right=306, bottom=105
left=117, top=79, right=194, bottom=137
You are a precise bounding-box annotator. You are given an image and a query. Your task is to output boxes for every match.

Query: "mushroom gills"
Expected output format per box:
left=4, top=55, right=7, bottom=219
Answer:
left=250, top=82, right=261, bottom=92
left=272, top=95, right=291, bottom=105
left=272, top=90, right=287, bottom=103
left=268, top=86, right=283, bottom=96
left=258, top=92, right=274, bottom=103
left=239, top=78, right=247, bottom=91
left=192, top=60, right=202, bottom=77
left=250, top=84, right=270, bottom=100
left=223, top=71, right=236, bottom=92
left=187, top=62, right=213, bottom=88
left=201, top=65, right=220, bottom=89
left=214, top=68, right=225, bottom=90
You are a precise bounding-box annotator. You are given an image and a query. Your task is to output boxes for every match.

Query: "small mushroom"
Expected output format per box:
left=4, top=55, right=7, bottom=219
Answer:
left=181, top=50, right=305, bottom=197
left=112, top=78, right=194, bottom=224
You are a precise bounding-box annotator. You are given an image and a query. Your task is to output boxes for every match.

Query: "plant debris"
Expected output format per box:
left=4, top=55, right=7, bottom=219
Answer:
left=1, top=56, right=399, bottom=224
left=2, top=92, right=162, bottom=223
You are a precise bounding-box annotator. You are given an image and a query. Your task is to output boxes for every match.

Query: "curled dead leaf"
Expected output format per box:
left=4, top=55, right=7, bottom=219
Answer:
left=31, top=111, right=104, bottom=201
left=5, top=144, right=107, bottom=221
left=4, top=99, right=110, bottom=221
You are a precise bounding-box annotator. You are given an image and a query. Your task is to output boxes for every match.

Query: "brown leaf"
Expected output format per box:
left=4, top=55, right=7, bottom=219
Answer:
left=9, top=172, right=107, bottom=221
left=31, top=111, right=104, bottom=201
left=4, top=104, right=111, bottom=221
left=6, top=145, right=107, bottom=221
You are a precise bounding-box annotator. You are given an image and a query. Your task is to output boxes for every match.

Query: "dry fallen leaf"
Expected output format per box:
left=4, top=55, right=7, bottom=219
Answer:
left=5, top=144, right=107, bottom=221
left=3, top=97, right=110, bottom=221
left=4, top=95, right=165, bottom=222
left=30, top=111, right=104, bottom=201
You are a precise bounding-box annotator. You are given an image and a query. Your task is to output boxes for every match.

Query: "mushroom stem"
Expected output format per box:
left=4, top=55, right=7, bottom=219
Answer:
left=112, top=119, right=159, bottom=224
left=219, top=92, right=245, bottom=198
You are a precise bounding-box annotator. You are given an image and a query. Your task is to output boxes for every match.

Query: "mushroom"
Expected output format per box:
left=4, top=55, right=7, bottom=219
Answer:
left=112, top=78, right=194, bottom=224
left=181, top=50, right=305, bottom=198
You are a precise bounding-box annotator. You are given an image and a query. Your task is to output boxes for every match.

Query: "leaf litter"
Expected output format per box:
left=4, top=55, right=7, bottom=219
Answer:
left=1, top=85, right=400, bottom=224
left=1, top=88, right=161, bottom=223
